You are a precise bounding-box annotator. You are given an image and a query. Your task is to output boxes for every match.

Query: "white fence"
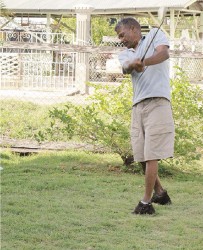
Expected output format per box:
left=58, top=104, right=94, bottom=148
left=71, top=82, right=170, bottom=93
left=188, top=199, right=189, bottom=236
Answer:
left=0, top=30, right=203, bottom=92
left=0, top=30, right=75, bottom=44
left=0, top=50, right=76, bottom=90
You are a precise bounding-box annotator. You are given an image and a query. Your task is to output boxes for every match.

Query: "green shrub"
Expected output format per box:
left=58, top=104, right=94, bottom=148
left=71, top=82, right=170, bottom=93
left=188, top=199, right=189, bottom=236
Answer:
left=171, top=67, right=203, bottom=165
left=38, top=78, right=134, bottom=165
left=38, top=68, right=203, bottom=167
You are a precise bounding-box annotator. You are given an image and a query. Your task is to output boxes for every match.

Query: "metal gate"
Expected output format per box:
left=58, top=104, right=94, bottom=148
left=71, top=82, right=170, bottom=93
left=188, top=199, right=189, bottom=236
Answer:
left=0, top=47, right=76, bottom=90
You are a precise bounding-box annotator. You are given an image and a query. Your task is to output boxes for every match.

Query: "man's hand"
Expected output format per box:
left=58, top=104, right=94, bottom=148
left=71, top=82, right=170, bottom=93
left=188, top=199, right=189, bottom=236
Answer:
left=132, top=59, right=145, bottom=72
left=122, top=45, right=169, bottom=74
left=123, top=59, right=145, bottom=74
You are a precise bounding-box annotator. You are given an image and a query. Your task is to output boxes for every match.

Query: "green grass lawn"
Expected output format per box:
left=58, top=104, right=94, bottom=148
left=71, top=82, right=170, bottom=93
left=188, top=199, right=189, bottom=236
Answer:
left=1, top=150, right=203, bottom=250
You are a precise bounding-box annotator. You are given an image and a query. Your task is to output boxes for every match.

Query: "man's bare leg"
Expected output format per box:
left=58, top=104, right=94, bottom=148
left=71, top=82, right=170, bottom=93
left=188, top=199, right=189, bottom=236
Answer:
left=154, top=175, right=164, bottom=195
left=140, top=162, right=164, bottom=196
left=132, top=160, right=158, bottom=214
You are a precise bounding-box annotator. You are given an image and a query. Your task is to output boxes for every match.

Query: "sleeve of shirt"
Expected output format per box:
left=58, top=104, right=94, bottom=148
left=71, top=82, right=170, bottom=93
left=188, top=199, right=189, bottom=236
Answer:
left=118, top=50, right=129, bottom=67
left=118, top=50, right=131, bottom=74
left=150, top=28, right=169, bottom=48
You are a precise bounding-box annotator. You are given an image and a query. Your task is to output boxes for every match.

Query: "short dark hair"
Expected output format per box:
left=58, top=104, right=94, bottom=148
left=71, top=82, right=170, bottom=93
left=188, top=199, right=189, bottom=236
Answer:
left=115, top=17, right=141, bottom=32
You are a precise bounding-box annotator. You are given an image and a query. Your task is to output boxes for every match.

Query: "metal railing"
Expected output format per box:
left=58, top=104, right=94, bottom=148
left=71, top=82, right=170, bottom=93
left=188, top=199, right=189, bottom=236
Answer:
left=0, top=30, right=75, bottom=44
left=0, top=49, right=76, bottom=90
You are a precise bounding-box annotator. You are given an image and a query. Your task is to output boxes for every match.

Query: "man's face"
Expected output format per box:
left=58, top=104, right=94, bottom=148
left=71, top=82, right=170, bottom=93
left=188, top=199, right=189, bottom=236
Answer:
left=116, top=25, right=141, bottom=49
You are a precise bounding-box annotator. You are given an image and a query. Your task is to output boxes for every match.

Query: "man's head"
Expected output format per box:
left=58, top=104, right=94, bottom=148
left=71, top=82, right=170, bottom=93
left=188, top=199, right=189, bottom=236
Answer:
left=115, top=17, right=142, bottom=49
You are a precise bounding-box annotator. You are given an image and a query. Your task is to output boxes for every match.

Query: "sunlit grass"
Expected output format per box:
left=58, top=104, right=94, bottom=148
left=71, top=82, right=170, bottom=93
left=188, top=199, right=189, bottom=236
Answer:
left=1, top=150, right=203, bottom=250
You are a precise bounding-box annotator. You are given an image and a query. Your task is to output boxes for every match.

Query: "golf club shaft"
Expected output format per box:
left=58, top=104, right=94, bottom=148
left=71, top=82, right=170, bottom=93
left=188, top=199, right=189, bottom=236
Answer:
left=141, top=19, right=164, bottom=62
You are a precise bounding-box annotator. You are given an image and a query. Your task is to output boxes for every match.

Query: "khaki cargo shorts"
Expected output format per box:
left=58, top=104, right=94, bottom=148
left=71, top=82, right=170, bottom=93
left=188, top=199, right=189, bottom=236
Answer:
left=131, top=97, right=175, bottom=162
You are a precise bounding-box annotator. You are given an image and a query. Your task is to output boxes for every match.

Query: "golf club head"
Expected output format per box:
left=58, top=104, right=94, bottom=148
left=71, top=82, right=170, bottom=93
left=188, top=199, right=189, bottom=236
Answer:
left=158, top=6, right=167, bottom=22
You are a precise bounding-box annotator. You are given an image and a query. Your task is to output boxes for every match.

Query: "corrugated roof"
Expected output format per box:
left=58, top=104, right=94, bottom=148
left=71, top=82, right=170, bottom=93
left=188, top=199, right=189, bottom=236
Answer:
left=2, top=0, right=199, bottom=13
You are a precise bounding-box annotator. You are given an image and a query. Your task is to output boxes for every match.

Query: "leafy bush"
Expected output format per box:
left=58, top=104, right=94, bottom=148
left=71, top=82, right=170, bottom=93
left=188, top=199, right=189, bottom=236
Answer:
left=171, top=67, right=203, bottom=165
left=39, top=68, right=203, bottom=167
left=39, top=78, right=134, bottom=165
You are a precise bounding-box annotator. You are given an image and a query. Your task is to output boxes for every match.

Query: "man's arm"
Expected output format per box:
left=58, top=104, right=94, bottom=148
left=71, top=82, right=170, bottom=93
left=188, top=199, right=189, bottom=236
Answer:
left=143, top=45, right=169, bottom=66
left=122, top=45, right=169, bottom=74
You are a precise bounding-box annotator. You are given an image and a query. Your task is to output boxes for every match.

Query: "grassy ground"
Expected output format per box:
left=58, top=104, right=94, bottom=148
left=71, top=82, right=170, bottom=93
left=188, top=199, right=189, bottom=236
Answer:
left=0, top=99, right=51, bottom=140
left=1, top=150, right=203, bottom=250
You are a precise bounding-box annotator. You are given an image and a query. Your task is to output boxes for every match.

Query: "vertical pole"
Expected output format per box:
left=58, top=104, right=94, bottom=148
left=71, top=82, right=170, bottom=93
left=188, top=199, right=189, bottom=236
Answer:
left=199, top=13, right=203, bottom=80
left=169, top=9, right=175, bottom=79
left=199, top=12, right=203, bottom=42
left=170, top=9, right=175, bottom=48
left=74, top=5, right=94, bottom=94
left=46, top=13, right=51, bottom=43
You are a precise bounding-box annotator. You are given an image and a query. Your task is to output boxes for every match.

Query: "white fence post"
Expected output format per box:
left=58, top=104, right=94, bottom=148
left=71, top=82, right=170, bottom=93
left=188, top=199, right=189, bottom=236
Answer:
left=74, top=4, right=94, bottom=94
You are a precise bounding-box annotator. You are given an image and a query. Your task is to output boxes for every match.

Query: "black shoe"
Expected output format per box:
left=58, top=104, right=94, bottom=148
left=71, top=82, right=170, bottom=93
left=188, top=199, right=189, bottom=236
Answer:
left=132, top=201, right=155, bottom=215
left=151, top=190, right=172, bottom=205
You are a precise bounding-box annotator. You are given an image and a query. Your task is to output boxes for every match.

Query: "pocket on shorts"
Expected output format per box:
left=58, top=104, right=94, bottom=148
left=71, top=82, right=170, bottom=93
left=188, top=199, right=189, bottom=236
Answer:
left=149, top=124, right=174, bottom=137
left=149, top=123, right=174, bottom=155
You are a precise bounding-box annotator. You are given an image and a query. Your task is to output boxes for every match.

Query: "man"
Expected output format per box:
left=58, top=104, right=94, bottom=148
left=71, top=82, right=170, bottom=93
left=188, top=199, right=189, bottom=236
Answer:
left=115, top=17, right=175, bottom=215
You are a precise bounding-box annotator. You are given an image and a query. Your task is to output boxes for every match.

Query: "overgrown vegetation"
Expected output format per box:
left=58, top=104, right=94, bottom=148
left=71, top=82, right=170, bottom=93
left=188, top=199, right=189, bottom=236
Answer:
left=37, top=68, right=203, bottom=167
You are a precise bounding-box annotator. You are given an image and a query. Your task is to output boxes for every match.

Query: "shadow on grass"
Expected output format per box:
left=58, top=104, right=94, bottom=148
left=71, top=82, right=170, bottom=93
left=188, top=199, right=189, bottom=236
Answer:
left=1, top=149, right=203, bottom=181
left=95, top=153, right=203, bottom=181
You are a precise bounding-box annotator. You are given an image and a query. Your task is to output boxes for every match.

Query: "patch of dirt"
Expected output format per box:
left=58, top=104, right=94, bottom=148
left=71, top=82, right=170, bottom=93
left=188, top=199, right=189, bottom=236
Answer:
left=0, top=136, right=107, bottom=153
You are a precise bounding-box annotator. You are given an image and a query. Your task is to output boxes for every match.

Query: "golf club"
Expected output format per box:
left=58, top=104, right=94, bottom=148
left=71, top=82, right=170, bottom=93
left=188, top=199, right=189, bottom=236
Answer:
left=141, top=7, right=167, bottom=62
